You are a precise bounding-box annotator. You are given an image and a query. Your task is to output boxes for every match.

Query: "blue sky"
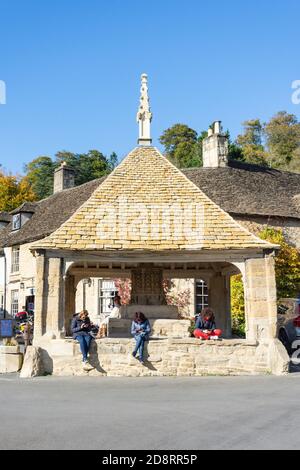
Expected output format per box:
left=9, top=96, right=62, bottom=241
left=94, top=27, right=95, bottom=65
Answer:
left=0, top=0, right=299, bottom=173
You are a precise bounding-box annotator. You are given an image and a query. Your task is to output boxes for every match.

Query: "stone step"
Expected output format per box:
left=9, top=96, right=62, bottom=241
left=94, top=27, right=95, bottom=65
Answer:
left=120, top=304, right=179, bottom=319
left=108, top=318, right=191, bottom=339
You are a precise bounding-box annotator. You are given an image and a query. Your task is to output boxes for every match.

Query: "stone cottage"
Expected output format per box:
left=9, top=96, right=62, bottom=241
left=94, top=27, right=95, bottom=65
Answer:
left=0, top=74, right=298, bottom=376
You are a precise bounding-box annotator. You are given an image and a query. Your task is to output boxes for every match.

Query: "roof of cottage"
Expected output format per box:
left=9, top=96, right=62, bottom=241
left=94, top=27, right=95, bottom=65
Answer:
left=0, top=212, right=12, bottom=223
left=30, top=146, right=274, bottom=252
left=182, top=160, right=300, bottom=220
left=0, top=152, right=298, bottom=250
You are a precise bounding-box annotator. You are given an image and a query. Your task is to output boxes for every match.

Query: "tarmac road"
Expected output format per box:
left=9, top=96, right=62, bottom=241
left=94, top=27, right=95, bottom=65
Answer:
left=0, top=373, right=300, bottom=450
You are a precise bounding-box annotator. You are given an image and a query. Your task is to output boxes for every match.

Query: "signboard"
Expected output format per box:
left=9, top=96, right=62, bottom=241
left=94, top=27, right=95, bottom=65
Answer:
left=0, top=319, right=13, bottom=338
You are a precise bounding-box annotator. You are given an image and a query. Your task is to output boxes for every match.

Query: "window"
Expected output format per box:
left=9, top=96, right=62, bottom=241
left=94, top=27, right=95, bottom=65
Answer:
left=98, top=279, right=118, bottom=315
left=11, top=290, right=19, bottom=316
left=11, top=246, right=20, bottom=273
left=195, top=279, right=208, bottom=313
left=12, top=214, right=21, bottom=231
left=0, top=294, right=4, bottom=312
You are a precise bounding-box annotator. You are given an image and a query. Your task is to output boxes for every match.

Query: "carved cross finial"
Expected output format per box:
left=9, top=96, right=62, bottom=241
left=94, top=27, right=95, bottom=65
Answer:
left=137, top=73, right=152, bottom=145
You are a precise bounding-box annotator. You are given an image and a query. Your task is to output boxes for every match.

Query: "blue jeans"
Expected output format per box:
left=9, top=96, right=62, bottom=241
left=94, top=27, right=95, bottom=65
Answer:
left=133, top=334, right=147, bottom=360
left=76, top=334, right=92, bottom=361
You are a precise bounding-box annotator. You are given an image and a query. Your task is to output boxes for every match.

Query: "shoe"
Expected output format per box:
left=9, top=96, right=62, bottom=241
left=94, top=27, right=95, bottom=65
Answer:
left=82, top=360, right=94, bottom=371
left=132, top=351, right=137, bottom=358
left=210, top=336, right=219, bottom=340
left=138, top=358, right=145, bottom=365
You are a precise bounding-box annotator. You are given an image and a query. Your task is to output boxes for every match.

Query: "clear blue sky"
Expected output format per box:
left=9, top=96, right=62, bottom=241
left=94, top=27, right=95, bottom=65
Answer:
left=0, top=0, right=299, bottom=173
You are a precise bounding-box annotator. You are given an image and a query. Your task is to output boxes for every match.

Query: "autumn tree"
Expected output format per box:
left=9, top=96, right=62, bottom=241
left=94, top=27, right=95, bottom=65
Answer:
left=0, top=172, right=36, bottom=212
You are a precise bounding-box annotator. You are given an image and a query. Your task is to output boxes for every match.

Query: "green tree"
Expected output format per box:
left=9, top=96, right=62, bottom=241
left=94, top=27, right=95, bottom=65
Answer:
left=159, top=124, right=202, bottom=168
left=25, top=156, right=55, bottom=200
left=56, top=149, right=112, bottom=186
left=0, top=172, right=36, bottom=212
left=259, top=228, right=300, bottom=298
left=265, top=111, right=300, bottom=171
left=25, top=150, right=117, bottom=200
left=236, top=119, right=269, bottom=166
left=231, top=228, right=300, bottom=336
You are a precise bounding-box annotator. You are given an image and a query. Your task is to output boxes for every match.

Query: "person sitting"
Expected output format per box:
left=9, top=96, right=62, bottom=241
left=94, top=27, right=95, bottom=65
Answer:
left=194, top=307, right=222, bottom=340
left=131, top=312, right=151, bottom=365
left=97, top=295, right=122, bottom=338
left=71, top=310, right=95, bottom=370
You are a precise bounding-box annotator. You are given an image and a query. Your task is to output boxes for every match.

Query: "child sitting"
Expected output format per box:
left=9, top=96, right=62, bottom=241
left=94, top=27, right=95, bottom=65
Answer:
left=194, top=307, right=222, bottom=340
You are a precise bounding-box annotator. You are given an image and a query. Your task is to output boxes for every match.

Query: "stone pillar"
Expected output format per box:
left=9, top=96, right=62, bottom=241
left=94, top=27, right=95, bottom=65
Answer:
left=130, top=264, right=167, bottom=305
left=64, top=274, right=76, bottom=336
left=244, top=255, right=277, bottom=341
left=33, top=252, right=46, bottom=340
left=46, top=257, right=65, bottom=338
left=209, top=273, right=231, bottom=337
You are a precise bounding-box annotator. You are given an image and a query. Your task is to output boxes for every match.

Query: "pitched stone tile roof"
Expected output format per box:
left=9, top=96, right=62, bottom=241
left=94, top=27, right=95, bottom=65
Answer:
left=32, top=146, right=273, bottom=251
left=0, top=212, right=12, bottom=223
left=183, top=160, right=300, bottom=219
left=0, top=178, right=104, bottom=249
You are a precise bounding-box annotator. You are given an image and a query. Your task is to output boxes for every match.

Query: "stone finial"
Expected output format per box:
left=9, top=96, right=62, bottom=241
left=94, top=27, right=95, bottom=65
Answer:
left=136, top=73, right=152, bottom=145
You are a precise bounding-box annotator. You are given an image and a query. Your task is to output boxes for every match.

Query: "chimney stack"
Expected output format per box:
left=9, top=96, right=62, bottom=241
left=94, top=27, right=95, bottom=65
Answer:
left=202, top=121, right=228, bottom=168
left=53, top=162, right=75, bottom=194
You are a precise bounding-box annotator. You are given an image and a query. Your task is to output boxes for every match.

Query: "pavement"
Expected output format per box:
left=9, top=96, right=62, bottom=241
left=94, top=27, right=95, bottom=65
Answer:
left=1, top=373, right=300, bottom=450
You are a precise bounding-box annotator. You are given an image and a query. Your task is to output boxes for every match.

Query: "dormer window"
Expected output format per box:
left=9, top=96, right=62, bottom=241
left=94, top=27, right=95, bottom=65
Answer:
left=12, top=213, right=21, bottom=231
left=10, top=203, right=36, bottom=232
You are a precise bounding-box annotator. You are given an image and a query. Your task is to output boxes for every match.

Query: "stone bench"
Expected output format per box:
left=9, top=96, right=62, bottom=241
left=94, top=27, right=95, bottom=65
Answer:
left=108, top=318, right=191, bottom=339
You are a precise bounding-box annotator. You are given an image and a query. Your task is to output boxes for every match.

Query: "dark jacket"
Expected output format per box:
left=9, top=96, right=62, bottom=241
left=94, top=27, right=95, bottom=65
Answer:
left=195, top=316, right=216, bottom=331
left=71, top=315, right=92, bottom=339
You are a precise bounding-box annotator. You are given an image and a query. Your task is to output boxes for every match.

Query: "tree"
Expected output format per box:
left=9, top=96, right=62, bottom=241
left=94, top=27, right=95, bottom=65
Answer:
left=159, top=124, right=202, bottom=168
left=259, top=228, right=300, bottom=299
left=56, top=150, right=112, bottom=186
left=25, top=150, right=118, bottom=200
left=0, top=172, right=36, bottom=212
left=25, top=156, right=55, bottom=200
left=230, top=228, right=300, bottom=337
left=230, top=274, right=245, bottom=336
left=265, top=111, right=300, bottom=171
left=236, top=119, right=269, bottom=166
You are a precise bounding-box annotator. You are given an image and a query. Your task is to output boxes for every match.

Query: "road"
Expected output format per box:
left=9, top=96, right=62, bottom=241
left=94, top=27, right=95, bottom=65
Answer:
left=0, top=373, right=300, bottom=450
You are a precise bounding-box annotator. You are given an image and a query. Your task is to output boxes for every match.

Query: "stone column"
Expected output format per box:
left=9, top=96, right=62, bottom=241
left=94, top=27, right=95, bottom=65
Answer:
left=244, top=255, right=277, bottom=341
left=64, top=274, right=76, bottom=336
left=33, top=251, right=46, bottom=340
left=209, top=273, right=231, bottom=337
left=46, top=257, right=65, bottom=338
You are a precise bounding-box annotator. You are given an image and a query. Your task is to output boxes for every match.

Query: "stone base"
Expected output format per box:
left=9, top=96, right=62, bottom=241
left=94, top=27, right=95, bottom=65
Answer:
left=120, top=305, right=179, bottom=319
left=0, top=346, right=23, bottom=373
left=26, top=336, right=289, bottom=378
left=108, top=318, right=190, bottom=338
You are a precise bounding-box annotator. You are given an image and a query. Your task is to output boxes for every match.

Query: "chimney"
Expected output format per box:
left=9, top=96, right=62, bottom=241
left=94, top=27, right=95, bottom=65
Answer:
left=53, top=162, right=75, bottom=193
left=202, top=121, right=228, bottom=168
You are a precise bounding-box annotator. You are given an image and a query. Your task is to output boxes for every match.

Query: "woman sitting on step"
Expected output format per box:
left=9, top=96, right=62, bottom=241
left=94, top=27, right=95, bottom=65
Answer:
left=131, top=312, right=151, bottom=365
left=194, top=307, right=222, bottom=340
left=71, top=310, right=95, bottom=370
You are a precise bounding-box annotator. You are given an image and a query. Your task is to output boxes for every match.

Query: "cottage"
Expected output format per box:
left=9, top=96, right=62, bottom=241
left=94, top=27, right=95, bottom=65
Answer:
left=0, top=74, right=297, bottom=376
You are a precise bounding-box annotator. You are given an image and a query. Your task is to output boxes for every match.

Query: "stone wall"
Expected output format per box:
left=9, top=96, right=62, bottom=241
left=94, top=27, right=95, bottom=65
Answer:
left=31, top=336, right=289, bottom=378
left=234, top=215, right=300, bottom=249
